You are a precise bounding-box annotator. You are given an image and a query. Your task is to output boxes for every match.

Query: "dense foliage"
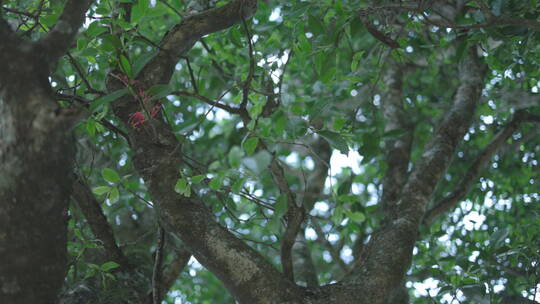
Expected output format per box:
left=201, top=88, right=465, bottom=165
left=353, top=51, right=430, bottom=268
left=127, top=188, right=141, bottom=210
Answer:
left=1, top=0, right=539, bottom=303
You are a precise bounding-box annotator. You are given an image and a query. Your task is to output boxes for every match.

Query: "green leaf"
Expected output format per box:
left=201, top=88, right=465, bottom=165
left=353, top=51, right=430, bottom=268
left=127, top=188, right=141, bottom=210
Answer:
left=209, top=177, right=222, bottom=191
left=147, top=84, right=174, bottom=101
left=317, top=130, right=349, bottom=154
left=191, top=175, right=205, bottom=184
left=331, top=206, right=344, bottom=225
left=74, top=228, right=84, bottom=240
left=108, top=187, right=119, bottom=203
left=346, top=211, right=366, bottom=224
left=119, top=55, right=132, bottom=79
left=383, top=129, right=407, bottom=138
left=100, top=261, right=121, bottom=272
left=308, top=15, right=325, bottom=35
left=242, top=151, right=272, bottom=174
left=228, top=146, right=244, bottom=167
left=102, top=168, right=120, bottom=183
left=490, top=227, right=509, bottom=249
left=131, top=0, right=149, bottom=23
left=92, top=186, right=111, bottom=195
left=350, top=51, right=364, bottom=72
left=243, top=137, right=259, bottom=156
left=231, top=178, right=246, bottom=194
left=86, top=21, right=107, bottom=38
left=101, top=34, right=123, bottom=52
left=90, top=89, right=128, bottom=113
left=175, top=178, right=191, bottom=197
left=267, top=215, right=282, bottom=234
left=274, top=195, right=288, bottom=216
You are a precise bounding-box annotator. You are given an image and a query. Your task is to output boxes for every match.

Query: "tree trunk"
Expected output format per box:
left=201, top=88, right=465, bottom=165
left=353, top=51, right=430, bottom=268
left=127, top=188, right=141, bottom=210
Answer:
left=0, top=46, right=77, bottom=304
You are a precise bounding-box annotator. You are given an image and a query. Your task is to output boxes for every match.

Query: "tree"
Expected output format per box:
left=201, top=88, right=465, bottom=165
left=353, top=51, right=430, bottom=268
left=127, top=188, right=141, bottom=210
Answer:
left=1, top=0, right=539, bottom=303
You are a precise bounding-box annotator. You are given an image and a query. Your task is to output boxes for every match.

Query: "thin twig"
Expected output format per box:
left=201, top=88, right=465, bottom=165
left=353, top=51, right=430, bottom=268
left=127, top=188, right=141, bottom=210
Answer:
left=152, top=226, right=165, bottom=304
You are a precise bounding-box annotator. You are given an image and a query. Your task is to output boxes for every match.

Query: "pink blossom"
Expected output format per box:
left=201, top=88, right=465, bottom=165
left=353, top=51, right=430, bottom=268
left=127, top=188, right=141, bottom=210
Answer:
left=128, top=112, right=146, bottom=128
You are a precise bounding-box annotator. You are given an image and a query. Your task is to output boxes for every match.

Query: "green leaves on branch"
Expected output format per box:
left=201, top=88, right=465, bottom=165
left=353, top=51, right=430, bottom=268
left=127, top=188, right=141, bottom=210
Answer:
left=243, top=137, right=259, bottom=156
left=317, top=130, right=349, bottom=154
left=92, top=185, right=119, bottom=203
left=90, top=89, right=129, bottom=113
left=175, top=177, right=191, bottom=197
left=102, top=168, right=121, bottom=183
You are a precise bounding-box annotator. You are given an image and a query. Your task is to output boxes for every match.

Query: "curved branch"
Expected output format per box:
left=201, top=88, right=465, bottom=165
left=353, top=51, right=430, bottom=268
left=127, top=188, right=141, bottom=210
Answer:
left=424, top=110, right=540, bottom=224
left=107, top=83, right=302, bottom=303
left=159, top=248, right=191, bottom=299
left=72, top=178, right=130, bottom=268
left=269, top=157, right=305, bottom=282
left=340, top=49, right=486, bottom=304
left=138, top=0, right=257, bottom=85
left=37, top=0, right=93, bottom=62
left=380, top=63, right=413, bottom=219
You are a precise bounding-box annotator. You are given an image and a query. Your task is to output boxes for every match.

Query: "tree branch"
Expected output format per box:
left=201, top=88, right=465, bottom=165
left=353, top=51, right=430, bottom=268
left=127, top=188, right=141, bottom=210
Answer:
left=311, top=218, right=349, bottom=273
left=152, top=226, right=165, bottom=304
left=292, top=228, right=319, bottom=287
left=107, top=79, right=302, bottom=304
left=37, top=0, right=93, bottom=62
left=138, top=0, right=258, bottom=85
left=269, top=157, right=305, bottom=282
left=380, top=63, right=413, bottom=219
left=423, top=110, right=540, bottom=224
left=72, top=178, right=130, bottom=268
left=0, top=14, right=23, bottom=60
left=340, top=49, right=486, bottom=303
left=159, top=248, right=191, bottom=299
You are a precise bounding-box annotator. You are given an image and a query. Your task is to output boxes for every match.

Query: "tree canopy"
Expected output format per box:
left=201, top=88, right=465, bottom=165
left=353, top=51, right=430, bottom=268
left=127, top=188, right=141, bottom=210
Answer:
left=1, top=0, right=539, bottom=303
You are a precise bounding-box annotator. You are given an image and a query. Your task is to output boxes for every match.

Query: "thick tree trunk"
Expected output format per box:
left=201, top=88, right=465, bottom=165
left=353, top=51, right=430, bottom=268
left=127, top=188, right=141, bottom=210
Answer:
left=0, top=48, right=77, bottom=304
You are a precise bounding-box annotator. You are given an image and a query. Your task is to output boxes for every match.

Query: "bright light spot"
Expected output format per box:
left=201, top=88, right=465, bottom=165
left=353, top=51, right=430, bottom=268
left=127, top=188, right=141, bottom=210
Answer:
left=351, top=183, right=365, bottom=194
left=314, top=201, right=329, bottom=212
left=269, top=7, right=282, bottom=22
left=305, top=228, right=317, bottom=240
left=350, top=89, right=358, bottom=97
left=118, top=153, right=127, bottom=166
left=285, top=152, right=300, bottom=165
left=373, top=94, right=381, bottom=106
left=341, top=246, right=353, bottom=263
left=188, top=257, right=203, bottom=271
left=328, top=233, right=339, bottom=242
left=304, top=156, right=314, bottom=170
left=405, top=46, right=414, bottom=53
left=322, top=250, right=332, bottom=262
left=468, top=250, right=480, bottom=262
left=462, top=211, right=486, bottom=231
left=413, top=278, right=440, bottom=297
left=239, top=213, right=250, bottom=221
left=329, top=150, right=363, bottom=175
left=306, top=32, right=313, bottom=39
left=68, top=75, right=75, bottom=82
left=481, top=115, right=494, bottom=124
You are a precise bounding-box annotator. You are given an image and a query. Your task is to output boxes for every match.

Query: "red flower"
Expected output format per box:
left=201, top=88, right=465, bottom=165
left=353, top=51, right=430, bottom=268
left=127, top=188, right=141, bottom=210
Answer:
left=128, top=112, right=146, bottom=128
left=115, top=73, right=130, bottom=85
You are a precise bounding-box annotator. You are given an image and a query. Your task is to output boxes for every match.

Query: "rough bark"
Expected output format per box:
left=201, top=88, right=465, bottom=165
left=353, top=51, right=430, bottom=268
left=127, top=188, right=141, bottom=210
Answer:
left=380, top=62, right=413, bottom=219
left=0, top=2, right=91, bottom=303
left=106, top=1, right=306, bottom=303
left=307, top=49, right=486, bottom=304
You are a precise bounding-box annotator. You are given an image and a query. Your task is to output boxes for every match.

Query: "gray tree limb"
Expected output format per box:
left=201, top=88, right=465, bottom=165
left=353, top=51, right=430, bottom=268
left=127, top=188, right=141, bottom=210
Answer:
left=37, top=0, right=93, bottom=62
